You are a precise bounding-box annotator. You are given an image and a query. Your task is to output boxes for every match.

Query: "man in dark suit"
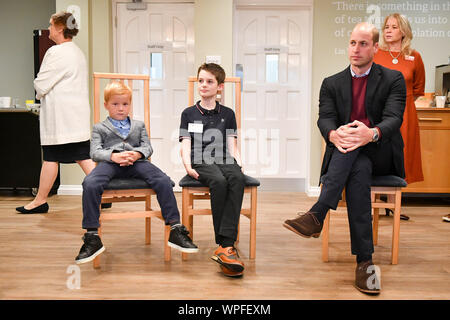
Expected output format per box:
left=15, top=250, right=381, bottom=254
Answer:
left=283, top=22, right=406, bottom=294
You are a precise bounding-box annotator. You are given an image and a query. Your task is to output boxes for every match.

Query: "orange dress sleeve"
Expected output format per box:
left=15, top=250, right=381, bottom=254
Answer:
left=412, top=50, right=425, bottom=97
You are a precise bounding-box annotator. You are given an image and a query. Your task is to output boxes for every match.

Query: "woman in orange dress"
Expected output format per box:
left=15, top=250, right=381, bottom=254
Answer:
left=374, top=13, right=426, bottom=186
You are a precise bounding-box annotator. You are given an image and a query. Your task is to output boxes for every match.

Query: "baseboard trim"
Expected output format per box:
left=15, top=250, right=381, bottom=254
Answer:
left=57, top=185, right=82, bottom=195
left=306, top=186, right=320, bottom=197
left=57, top=183, right=321, bottom=197
left=256, top=178, right=306, bottom=192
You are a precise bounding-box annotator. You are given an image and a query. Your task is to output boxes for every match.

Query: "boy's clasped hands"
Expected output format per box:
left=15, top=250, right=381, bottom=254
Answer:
left=111, top=151, right=142, bottom=166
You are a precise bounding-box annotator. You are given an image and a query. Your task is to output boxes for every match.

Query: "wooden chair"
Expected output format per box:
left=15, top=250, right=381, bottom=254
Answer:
left=321, top=175, right=407, bottom=265
left=91, top=72, right=171, bottom=268
left=179, top=76, right=260, bottom=260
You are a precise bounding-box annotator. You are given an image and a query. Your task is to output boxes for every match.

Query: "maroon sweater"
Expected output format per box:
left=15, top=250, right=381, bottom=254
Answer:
left=327, top=74, right=381, bottom=141
left=350, top=75, right=370, bottom=127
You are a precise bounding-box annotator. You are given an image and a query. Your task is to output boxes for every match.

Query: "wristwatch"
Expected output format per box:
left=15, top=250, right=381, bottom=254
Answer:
left=371, top=128, right=379, bottom=142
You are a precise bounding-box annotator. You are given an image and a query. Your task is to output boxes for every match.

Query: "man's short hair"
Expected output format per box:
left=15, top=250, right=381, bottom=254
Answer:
left=354, top=22, right=379, bottom=44
left=197, top=63, right=226, bottom=85
left=104, top=81, right=132, bottom=103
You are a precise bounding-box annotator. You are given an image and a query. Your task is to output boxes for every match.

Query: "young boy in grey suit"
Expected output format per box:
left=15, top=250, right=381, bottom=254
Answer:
left=75, top=81, right=198, bottom=264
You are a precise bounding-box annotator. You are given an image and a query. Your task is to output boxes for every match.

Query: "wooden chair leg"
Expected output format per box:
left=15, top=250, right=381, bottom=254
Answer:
left=371, top=192, right=379, bottom=246
left=145, top=217, right=151, bottom=245
left=181, top=188, right=190, bottom=261
left=93, top=226, right=102, bottom=269
left=236, top=221, right=240, bottom=244
left=249, top=187, right=257, bottom=259
left=188, top=194, right=194, bottom=238
left=164, top=225, right=171, bottom=262
left=322, top=211, right=330, bottom=262
left=373, top=207, right=379, bottom=246
left=145, top=195, right=151, bottom=245
left=391, top=189, right=402, bottom=265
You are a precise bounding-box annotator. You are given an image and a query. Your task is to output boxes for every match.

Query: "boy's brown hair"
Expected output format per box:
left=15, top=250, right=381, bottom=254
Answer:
left=104, top=81, right=132, bottom=103
left=197, top=63, right=226, bottom=85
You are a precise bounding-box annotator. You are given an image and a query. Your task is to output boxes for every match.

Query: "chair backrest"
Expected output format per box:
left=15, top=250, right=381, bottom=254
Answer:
left=93, top=72, right=150, bottom=138
left=187, top=76, right=242, bottom=148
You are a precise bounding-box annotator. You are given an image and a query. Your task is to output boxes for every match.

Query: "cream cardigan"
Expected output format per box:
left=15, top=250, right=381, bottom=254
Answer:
left=34, top=41, right=91, bottom=145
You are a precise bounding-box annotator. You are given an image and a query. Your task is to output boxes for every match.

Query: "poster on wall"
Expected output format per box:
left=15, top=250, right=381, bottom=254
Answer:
left=324, top=0, right=450, bottom=91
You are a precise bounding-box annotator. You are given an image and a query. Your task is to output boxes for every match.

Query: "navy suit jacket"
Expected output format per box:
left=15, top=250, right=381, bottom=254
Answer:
left=317, top=63, right=407, bottom=178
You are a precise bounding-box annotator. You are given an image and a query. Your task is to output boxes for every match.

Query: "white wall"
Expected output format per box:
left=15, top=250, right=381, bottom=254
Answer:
left=7, top=0, right=447, bottom=193
left=0, top=0, right=55, bottom=105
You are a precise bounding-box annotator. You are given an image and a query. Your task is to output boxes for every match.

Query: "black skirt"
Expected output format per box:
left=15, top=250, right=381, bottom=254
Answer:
left=42, top=140, right=91, bottom=163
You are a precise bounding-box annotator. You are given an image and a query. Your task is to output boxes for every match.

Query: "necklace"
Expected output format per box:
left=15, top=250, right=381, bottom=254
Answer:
left=389, top=50, right=401, bottom=64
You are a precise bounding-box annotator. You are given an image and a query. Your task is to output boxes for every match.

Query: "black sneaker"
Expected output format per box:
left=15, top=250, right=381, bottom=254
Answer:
left=168, top=225, right=199, bottom=253
left=75, top=233, right=105, bottom=264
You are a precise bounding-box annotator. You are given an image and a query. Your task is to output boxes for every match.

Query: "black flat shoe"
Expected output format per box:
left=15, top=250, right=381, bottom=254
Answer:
left=101, top=203, right=112, bottom=209
left=385, top=209, right=409, bottom=220
left=16, top=202, right=49, bottom=214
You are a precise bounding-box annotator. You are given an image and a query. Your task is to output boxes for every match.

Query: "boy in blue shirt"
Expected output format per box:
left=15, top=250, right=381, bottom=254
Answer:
left=76, top=81, right=198, bottom=264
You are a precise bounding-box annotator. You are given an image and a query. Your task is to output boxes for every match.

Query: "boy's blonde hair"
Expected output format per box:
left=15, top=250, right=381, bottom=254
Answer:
left=104, top=81, right=132, bottom=103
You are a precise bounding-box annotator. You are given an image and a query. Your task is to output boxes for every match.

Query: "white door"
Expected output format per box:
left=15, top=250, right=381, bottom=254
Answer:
left=116, top=3, right=194, bottom=188
left=235, top=7, right=311, bottom=181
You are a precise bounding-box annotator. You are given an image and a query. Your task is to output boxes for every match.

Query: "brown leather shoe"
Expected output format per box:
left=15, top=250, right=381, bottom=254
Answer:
left=283, top=211, right=323, bottom=238
left=354, top=260, right=381, bottom=295
left=211, top=246, right=244, bottom=273
left=220, top=265, right=243, bottom=277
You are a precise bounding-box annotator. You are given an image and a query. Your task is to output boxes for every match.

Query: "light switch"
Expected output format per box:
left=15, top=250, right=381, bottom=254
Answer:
left=206, top=56, right=221, bottom=64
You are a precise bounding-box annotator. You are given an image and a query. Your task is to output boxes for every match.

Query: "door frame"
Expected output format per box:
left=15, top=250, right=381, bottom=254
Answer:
left=233, top=0, right=314, bottom=193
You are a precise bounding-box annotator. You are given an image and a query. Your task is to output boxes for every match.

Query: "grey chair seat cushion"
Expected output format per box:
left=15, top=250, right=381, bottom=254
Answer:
left=371, top=175, right=407, bottom=187
left=179, top=174, right=260, bottom=188
left=105, top=178, right=175, bottom=190
left=320, top=175, right=407, bottom=188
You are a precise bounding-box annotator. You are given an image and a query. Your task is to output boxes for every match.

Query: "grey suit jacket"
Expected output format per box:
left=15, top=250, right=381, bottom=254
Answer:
left=90, top=117, right=153, bottom=163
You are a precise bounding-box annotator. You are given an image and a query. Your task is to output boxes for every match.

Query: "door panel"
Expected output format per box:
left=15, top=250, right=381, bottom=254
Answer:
left=117, top=3, right=194, bottom=187
left=236, top=8, right=311, bottom=178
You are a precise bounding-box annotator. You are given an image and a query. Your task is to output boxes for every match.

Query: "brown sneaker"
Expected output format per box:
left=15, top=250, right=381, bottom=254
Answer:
left=354, top=260, right=381, bottom=295
left=283, top=211, right=323, bottom=238
left=211, top=246, right=245, bottom=273
left=220, top=265, right=243, bottom=278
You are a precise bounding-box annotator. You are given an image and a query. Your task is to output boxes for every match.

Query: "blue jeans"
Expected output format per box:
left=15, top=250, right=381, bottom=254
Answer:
left=82, top=161, right=179, bottom=229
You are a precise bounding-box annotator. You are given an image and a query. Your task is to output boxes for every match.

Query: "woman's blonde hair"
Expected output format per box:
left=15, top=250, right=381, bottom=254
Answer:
left=379, top=13, right=413, bottom=56
left=104, top=81, right=132, bottom=103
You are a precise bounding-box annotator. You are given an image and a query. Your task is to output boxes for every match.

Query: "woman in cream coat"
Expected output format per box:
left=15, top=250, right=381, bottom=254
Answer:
left=16, top=12, right=95, bottom=214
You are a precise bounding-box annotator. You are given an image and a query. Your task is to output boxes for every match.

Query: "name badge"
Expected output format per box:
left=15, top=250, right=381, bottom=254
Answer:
left=188, top=123, right=203, bottom=133
left=405, top=55, right=415, bottom=61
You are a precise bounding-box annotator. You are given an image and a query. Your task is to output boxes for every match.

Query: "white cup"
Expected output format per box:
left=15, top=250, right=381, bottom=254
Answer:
left=436, top=96, right=446, bottom=108
left=0, top=97, right=11, bottom=107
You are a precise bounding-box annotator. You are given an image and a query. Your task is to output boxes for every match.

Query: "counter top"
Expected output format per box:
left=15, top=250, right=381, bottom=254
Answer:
left=416, top=107, right=450, bottom=111
left=0, top=107, right=39, bottom=115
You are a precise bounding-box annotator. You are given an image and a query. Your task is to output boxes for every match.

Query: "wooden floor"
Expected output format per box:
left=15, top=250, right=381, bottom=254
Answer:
left=0, top=190, right=449, bottom=300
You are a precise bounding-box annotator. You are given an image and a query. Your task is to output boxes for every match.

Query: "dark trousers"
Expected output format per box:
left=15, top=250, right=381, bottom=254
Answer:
left=317, top=144, right=394, bottom=256
left=82, top=161, right=180, bottom=229
left=192, top=162, right=245, bottom=244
